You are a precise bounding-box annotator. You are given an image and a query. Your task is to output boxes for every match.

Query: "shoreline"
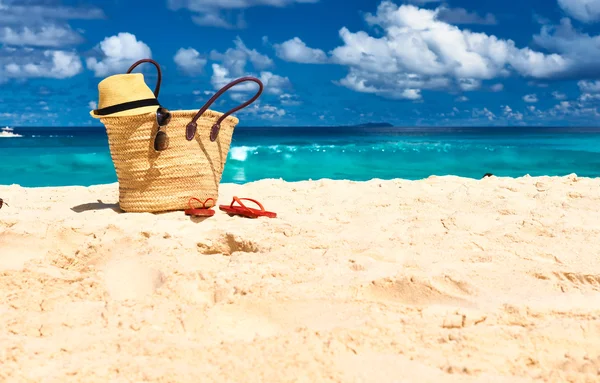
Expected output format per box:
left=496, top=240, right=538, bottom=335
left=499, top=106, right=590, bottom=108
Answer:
left=1, top=175, right=599, bottom=382
left=0, top=172, right=596, bottom=190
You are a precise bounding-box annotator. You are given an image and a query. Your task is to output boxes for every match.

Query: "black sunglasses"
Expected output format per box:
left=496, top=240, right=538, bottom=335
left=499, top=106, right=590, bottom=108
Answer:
left=154, top=107, right=171, bottom=151
left=0, top=198, right=8, bottom=209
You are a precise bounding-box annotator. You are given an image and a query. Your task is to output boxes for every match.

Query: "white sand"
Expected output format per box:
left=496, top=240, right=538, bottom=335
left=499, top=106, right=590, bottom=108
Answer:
left=0, top=175, right=599, bottom=382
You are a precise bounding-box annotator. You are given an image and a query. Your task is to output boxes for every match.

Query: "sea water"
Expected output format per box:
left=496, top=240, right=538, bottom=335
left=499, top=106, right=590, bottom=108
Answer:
left=0, top=125, right=599, bottom=187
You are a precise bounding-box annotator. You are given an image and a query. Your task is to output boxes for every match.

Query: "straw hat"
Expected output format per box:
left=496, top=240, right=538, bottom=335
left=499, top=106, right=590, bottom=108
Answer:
left=90, top=73, right=160, bottom=118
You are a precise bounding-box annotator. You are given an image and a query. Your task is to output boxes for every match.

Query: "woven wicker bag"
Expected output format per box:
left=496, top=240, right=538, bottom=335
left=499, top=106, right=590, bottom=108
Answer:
left=94, top=59, right=263, bottom=213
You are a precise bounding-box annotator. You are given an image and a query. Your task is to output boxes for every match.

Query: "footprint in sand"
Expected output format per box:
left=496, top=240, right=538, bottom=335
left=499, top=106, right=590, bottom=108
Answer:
left=532, top=271, right=600, bottom=292
left=102, top=258, right=165, bottom=301
left=196, top=232, right=261, bottom=256
left=360, top=274, right=474, bottom=306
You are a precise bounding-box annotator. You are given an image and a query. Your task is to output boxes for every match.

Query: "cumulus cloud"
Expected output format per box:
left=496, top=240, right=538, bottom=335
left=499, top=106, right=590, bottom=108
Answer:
left=174, top=47, right=207, bottom=74
left=0, top=0, right=105, bottom=24
left=502, top=105, right=524, bottom=120
left=0, top=0, right=104, bottom=47
left=579, top=92, right=600, bottom=101
left=552, top=91, right=567, bottom=100
left=167, top=0, right=319, bottom=28
left=279, top=93, right=302, bottom=105
left=209, top=37, right=291, bottom=97
left=0, top=49, right=82, bottom=79
left=557, top=0, right=600, bottom=23
left=523, top=94, right=538, bottom=103
left=237, top=102, right=287, bottom=119
left=472, top=107, right=496, bottom=121
left=209, top=37, right=273, bottom=76
left=532, top=17, right=600, bottom=79
left=578, top=80, right=600, bottom=93
left=274, top=37, right=328, bottom=63
left=0, top=25, right=83, bottom=47
left=404, top=0, right=442, bottom=4
left=324, top=2, right=568, bottom=100
left=210, top=63, right=291, bottom=96
left=0, top=1, right=103, bottom=82
left=85, top=33, right=152, bottom=77
left=576, top=80, right=600, bottom=105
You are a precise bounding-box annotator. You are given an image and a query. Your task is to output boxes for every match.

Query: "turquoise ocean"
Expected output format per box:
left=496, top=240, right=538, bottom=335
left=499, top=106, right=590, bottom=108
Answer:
left=0, top=125, right=599, bottom=187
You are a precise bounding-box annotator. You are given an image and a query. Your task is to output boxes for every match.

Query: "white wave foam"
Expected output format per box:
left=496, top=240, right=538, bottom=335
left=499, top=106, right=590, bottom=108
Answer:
left=229, top=146, right=257, bottom=162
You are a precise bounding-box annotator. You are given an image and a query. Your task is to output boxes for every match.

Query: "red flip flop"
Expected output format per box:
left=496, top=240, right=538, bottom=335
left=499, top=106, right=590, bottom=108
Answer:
left=185, top=197, right=216, bottom=217
left=219, top=197, right=277, bottom=219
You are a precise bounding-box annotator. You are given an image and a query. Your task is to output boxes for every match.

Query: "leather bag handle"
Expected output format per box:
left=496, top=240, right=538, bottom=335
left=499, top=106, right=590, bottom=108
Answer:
left=126, top=58, right=162, bottom=98
left=185, top=77, right=263, bottom=142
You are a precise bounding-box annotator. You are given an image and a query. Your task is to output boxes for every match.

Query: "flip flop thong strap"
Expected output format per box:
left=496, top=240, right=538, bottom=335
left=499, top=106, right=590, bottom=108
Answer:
left=231, top=197, right=265, bottom=213
left=188, top=197, right=215, bottom=210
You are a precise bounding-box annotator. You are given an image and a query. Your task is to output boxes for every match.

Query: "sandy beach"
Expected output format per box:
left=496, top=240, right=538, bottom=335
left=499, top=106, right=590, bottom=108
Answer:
left=0, top=175, right=599, bottom=382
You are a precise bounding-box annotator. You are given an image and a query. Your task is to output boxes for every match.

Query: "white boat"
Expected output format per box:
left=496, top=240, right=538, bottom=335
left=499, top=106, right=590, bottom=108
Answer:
left=0, top=126, right=22, bottom=138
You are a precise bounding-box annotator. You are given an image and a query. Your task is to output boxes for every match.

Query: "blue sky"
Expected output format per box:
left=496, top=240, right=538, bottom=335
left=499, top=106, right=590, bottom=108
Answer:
left=2, top=0, right=600, bottom=127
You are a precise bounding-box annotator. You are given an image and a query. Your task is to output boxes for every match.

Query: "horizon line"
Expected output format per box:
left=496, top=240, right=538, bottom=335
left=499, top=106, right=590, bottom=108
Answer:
left=5, top=125, right=600, bottom=129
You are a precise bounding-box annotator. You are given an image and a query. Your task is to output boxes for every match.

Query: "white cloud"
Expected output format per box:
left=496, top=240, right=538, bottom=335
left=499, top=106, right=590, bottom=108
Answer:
left=456, top=95, right=468, bottom=102
left=502, top=105, right=524, bottom=120
left=533, top=17, right=600, bottom=79
left=0, top=1, right=102, bottom=82
left=209, top=37, right=291, bottom=98
left=209, top=37, right=273, bottom=77
left=557, top=0, right=600, bottom=23
left=89, top=101, right=97, bottom=110
left=472, top=107, right=496, bottom=120
left=258, top=71, right=292, bottom=95
left=0, top=1, right=105, bottom=25
left=490, top=83, right=504, bottom=92
left=326, top=2, right=568, bottom=100
left=548, top=99, right=600, bottom=118
left=552, top=91, right=567, bottom=100
left=576, top=81, right=600, bottom=104
left=210, top=64, right=291, bottom=96
left=167, top=0, right=319, bottom=29
left=274, top=37, right=328, bottom=63
left=337, top=69, right=447, bottom=100
left=279, top=93, right=302, bottom=105
left=523, top=94, right=538, bottom=103
left=0, top=25, right=83, bottom=47
left=0, top=49, right=82, bottom=79
left=174, top=47, right=207, bottom=74
left=513, top=95, right=600, bottom=121
left=578, top=80, right=600, bottom=93
left=0, top=1, right=104, bottom=49
left=237, top=102, right=287, bottom=119
left=579, top=93, right=600, bottom=101
left=85, top=33, right=152, bottom=77
left=404, top=0, right=442, bottom=4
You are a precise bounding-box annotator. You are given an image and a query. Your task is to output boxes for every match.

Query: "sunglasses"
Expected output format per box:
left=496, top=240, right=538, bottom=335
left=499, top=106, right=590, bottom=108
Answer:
left=0, top=198, right=8, bottom=209
left=154, top=107, right=171, bottom=151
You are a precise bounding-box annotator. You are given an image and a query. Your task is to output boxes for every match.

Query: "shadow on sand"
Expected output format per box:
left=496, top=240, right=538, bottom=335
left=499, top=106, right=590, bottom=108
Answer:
left=71, top=200, right=122, bottom=213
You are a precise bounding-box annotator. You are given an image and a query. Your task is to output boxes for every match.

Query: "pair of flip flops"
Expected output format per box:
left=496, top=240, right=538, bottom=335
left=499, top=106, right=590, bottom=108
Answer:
left=184, top=196, right=277, bottom=219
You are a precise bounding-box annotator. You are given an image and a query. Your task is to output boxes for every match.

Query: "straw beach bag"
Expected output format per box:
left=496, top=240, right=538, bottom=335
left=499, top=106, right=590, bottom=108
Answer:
left=90, top=59, right=263, bottom=213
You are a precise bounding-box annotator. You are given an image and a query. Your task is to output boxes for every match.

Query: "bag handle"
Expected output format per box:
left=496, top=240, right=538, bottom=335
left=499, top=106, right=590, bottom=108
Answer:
left=126, top=59, right=162, bottom=98
left=186, top=77, right=263, bottom=142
